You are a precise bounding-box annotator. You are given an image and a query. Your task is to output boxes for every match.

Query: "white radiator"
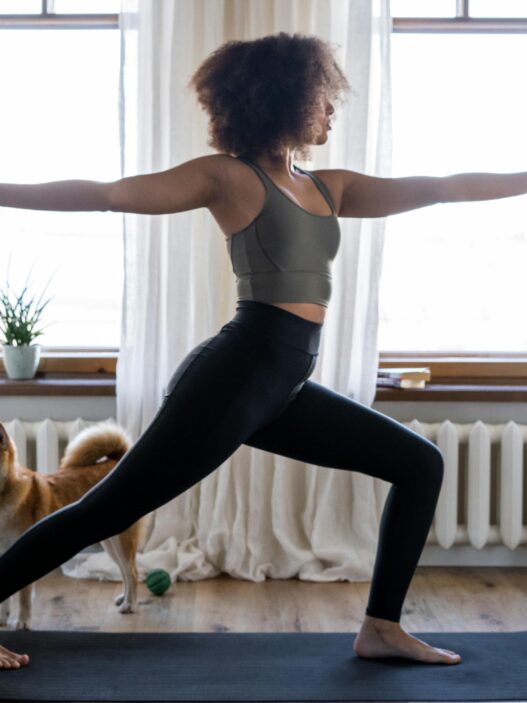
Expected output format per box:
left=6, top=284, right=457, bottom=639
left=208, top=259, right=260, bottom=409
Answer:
left=0, top=417, right=116, bottom=474
left=2, top=417, right=526, bottom=565
left=400, top=419, right=527, bottom=565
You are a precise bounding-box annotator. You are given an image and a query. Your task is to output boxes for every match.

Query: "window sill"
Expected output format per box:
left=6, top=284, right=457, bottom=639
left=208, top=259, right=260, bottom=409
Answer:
left=0, top=373, right=115, bottom=396
left=377, top=353, right=527, bottom=400
left=374, top=384, right=527, bottom=402
left=1, top=352, right=526, bottom=401
left=1, top=374, right=526, bottom=402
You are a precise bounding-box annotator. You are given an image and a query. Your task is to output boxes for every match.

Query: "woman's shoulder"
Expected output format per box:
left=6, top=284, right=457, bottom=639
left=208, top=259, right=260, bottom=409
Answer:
left=307, top=168, right=342, bottom=215
left=207, top=153, right=264, bottom=197
left=205, top=154, right=342, bottom=215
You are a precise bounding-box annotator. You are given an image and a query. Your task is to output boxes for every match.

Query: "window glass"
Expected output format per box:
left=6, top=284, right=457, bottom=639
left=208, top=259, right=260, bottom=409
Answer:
left=0, top=29, right=122, bottom=348
left=390, top=0, right=457, bottom=17
left=0, top=0, right=41, bottom=12
left=379, top=33, right=527, bottom=352
left=51, top=0, right=120, bottom=13
left=470, top=0, right=527, bottom=17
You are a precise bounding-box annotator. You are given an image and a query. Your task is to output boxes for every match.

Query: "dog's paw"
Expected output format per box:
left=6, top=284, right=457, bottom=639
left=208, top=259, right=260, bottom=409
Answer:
left=114, top=594, right=134, bottom=613
left=13, top=618, right=31, bottom=631
left=0, top=602, right=11, bottom=626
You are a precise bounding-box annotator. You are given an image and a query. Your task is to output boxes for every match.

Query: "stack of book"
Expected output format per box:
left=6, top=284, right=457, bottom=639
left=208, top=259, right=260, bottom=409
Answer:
left=376, top=367, right=431, bottom=389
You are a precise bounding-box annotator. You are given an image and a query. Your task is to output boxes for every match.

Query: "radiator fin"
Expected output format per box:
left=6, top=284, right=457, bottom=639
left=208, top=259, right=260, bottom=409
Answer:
left=404, top=420, right=527, bottom=550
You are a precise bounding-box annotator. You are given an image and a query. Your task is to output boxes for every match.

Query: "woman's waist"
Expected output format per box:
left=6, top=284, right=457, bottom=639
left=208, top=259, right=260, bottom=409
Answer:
left=227, top=299, right=323, bottom=354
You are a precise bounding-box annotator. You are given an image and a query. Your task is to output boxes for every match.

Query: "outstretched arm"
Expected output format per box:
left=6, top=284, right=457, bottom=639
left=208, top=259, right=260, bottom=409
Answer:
left=337, top=169, right=527, bottom=218
left=0, top=179, right=110, bottom=212
left=0, top=154, right=222, bottom=214
left=438, top=171, right=527, bottom=204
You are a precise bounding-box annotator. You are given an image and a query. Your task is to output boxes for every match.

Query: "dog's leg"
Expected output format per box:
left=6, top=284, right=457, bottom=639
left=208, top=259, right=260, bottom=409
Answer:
left=14, top=584, right=33, bottom=630
left=0, top=596, right=11, bottom=626
left=101, top=534, right=137, bottom=614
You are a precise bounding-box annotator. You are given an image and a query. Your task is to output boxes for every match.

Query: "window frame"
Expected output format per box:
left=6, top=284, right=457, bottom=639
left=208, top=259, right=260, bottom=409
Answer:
left=0, top=0, right=118, bottom=28
left=385, top=0, right=527, bottom=384
left=0, top=0, right=525, bottom=394
left=0, top=2, right=119, bottom=375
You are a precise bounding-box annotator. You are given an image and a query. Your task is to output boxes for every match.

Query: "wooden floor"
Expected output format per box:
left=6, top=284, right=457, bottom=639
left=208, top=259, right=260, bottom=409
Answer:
left=2, top=565, right=526, bottom=702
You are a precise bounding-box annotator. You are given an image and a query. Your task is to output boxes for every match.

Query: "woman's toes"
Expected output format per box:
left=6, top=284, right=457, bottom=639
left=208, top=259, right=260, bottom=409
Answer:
left=0, top=656, right=23, bottom=669
left=443, top=650, right=461, bottom=662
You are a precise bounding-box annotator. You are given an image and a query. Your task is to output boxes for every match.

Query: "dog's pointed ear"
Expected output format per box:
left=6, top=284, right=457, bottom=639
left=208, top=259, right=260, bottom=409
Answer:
left=0, top=423, right=7, bottom=448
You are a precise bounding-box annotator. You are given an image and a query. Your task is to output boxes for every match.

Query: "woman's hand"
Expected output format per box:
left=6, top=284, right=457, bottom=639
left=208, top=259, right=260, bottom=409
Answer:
left=0, top=644, right=29, bottom=669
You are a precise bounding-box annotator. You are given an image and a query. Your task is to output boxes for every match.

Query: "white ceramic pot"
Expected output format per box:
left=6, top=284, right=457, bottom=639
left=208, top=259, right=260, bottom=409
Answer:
left=2, top=343, right=42, bottom=380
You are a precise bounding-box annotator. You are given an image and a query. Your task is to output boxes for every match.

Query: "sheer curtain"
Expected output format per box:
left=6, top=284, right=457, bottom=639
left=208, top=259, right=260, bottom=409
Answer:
left=62, top=0, right=393, bottom=587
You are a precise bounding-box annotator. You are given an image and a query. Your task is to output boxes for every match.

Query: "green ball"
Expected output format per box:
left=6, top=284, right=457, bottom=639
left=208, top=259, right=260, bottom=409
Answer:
left=145, top=568, right=171, bottom=595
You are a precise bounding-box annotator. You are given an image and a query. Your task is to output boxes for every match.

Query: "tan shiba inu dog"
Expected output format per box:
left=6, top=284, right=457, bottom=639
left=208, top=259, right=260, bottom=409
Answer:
left=0, top=421, right=153, bottom=630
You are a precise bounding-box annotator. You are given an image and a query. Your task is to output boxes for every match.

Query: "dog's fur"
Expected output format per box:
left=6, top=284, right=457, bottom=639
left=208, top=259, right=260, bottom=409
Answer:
left=0, top=421, right=153, bottom=630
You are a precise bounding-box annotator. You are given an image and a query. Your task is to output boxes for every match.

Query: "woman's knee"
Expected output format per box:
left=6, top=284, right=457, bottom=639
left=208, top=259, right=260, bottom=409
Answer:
left=408, top=439, right=444, bottom=490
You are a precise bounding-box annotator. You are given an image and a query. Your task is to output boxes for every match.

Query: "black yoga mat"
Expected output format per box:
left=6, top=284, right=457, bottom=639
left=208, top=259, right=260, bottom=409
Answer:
left=0, top=630, right=525, bottom=702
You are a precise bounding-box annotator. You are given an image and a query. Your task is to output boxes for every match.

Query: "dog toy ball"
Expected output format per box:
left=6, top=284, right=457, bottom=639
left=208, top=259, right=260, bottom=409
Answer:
left=145, top=568, right=171, bottom=595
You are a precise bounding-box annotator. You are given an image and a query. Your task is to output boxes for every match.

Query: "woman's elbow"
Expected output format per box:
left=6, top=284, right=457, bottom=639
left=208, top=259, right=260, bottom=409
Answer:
left=106, top=180, right=126, bottom=213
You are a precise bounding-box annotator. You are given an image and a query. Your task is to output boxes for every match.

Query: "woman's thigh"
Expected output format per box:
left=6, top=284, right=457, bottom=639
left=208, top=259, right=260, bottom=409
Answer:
left=243, top=379, right=443, bottom=486
left=77, top=330, right=318, bottom=517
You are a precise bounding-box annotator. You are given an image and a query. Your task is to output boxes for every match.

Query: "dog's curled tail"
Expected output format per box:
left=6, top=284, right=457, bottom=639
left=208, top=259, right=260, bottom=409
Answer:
left=59, top=422, right=134, bottom=469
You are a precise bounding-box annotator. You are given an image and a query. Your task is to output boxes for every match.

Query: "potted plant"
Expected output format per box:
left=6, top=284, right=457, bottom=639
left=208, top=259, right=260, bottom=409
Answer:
left=0, top=277, right=55, bottom=380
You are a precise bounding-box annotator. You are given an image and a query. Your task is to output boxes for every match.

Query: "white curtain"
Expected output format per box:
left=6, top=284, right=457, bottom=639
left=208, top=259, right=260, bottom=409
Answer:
left=62, top=0, right=393, bottom=587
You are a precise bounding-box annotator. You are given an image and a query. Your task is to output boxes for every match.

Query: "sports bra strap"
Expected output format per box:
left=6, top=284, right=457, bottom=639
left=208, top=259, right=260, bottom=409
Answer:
left=295, top=166, right=336, bottom=214
left=237, top=156, right=336, bottom=215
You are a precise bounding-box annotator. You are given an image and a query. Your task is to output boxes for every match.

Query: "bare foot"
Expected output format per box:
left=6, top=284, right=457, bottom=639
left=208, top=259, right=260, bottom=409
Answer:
left=353, top=614, right=461, bottom=665
left=0, top=645, right=30, bottom=669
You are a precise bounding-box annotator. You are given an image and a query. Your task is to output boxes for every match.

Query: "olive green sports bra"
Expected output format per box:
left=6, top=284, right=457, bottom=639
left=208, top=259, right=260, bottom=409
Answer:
left=224, top=156, right=341, bottom=308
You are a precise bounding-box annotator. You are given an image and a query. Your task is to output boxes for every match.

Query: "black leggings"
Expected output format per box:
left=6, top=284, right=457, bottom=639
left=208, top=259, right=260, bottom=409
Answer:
left=0, top=300, right=444, bottom=623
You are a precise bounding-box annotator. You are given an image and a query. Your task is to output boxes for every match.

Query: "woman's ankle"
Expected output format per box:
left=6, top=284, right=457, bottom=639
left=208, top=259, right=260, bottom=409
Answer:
left=362, top=613, right=401, bottom=631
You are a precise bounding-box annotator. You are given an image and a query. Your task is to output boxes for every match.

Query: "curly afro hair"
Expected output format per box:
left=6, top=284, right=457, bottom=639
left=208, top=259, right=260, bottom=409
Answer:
left=186, top=31, right=352, bottom=162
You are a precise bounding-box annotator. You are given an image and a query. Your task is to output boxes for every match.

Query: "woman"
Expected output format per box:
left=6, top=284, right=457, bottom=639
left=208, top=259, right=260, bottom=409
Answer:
left=0, top=31, right=470, bottom=669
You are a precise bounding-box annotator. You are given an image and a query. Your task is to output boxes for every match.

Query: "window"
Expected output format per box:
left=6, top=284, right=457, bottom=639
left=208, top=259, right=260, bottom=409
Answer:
left=0, top=0, right=120, bottom=14
left=0, top=3, right=120, bottom=350
left=390, top=0, right=457, bottom=17
left=380, top=1, right=527, bottom=353
left=470, top=0, right=527, bottom=17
